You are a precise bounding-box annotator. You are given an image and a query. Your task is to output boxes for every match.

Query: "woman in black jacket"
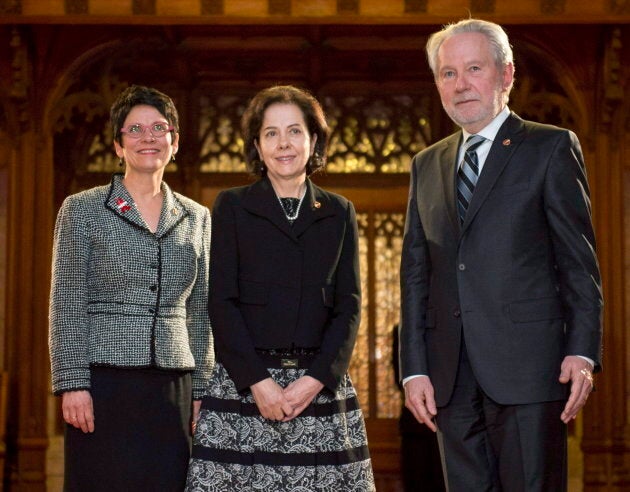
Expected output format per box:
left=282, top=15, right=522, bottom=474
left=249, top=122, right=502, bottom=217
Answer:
left=186, top=85, right=374, bottom=491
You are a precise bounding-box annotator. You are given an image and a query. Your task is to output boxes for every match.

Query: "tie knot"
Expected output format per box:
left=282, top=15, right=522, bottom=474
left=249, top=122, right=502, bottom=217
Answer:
left=465, top=134, right=485, bottom=153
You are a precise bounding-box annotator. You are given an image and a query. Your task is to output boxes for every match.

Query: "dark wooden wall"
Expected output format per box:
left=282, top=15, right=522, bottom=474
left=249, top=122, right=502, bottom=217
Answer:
left=0, top=2, right=628, bottom=490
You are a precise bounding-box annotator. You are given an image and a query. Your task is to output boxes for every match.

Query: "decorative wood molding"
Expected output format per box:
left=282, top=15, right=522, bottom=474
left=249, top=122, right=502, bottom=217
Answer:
left=600, top=26, right=623, bottom=136
left=133, top=0, right=156, bottom=15
left=9, top=28, right=30, bottom=135
left=0, top=0, right=20, bottom=15
left=64, top=0, right=87, bottom=15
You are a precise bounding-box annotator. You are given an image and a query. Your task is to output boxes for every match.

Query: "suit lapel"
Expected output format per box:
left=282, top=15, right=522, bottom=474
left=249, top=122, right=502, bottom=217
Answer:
left=241, top=178, right=298, bottom=242
left=105, top=174, right=147, bottom=230
left=155, top=182, right=189, bottom=238
left=462, top=113, right=525, bottom=232
left=104, top=174, right=189, bottom=237
left=292, top=180, right=335, bottom=237
left=438, top=134, right=462, bottom=236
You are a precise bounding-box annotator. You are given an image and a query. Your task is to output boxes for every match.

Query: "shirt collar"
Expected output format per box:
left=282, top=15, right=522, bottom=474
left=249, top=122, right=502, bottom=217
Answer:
left=462, top=106, right=510, bottom=143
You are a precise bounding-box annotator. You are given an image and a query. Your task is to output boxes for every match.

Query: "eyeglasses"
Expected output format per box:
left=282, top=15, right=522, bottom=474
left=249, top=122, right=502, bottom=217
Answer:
left=120, top=122, right=174, bottom=139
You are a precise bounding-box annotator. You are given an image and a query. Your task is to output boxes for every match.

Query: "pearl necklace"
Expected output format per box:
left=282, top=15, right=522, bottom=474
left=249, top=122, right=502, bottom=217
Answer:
left=275, top=186, right=306, bottom=222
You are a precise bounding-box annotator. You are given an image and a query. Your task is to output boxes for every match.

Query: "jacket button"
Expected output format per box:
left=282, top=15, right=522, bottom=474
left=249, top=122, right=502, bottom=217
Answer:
left=453, top=308, right=461, bottom=317
left=150, top=263, right=158, bottom=269
left=149, top=285, right=157, bottom=292
left=148, top=308, right=155, bottom=314
left=458, top=263, right=466, bottom=271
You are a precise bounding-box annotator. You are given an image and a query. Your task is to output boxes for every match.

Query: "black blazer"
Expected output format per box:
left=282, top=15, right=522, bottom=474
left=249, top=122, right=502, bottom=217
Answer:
left=400, top=113, right=603, bottom=407
left=210, top=177, right=361, bottom=393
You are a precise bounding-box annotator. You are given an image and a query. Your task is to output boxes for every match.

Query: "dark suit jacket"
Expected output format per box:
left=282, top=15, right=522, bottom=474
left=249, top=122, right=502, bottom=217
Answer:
left=400, top=113, right=603, bottom=407
left=210, top=177, right=361, bottom=393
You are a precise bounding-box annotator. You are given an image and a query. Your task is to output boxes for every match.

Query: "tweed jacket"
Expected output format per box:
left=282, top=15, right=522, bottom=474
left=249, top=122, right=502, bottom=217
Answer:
left=49, top=174, right=214, bottom=399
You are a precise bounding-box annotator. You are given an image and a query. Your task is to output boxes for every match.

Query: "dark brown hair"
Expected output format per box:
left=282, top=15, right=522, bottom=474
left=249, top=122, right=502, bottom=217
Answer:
left=241, top=85, right=330, bottom=177
left=110, top=85, right=179, bottom=146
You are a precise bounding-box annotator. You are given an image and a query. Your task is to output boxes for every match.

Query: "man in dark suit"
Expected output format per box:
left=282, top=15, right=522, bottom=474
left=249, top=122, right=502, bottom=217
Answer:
left=399, top=19, right=603, bottom=491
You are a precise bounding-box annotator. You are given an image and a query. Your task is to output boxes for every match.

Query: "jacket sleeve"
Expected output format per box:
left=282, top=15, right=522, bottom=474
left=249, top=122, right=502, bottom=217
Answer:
left=544, top=130, right=603, bottom=370
left=187, top=207, right=215, bottom=399
left=209, top=191, right=270, bottom=392
left=307, top=200, right=362, bottom=392
left=48, top=196, right=92, bottom=395
left=399, top=157, right=432, bottom=380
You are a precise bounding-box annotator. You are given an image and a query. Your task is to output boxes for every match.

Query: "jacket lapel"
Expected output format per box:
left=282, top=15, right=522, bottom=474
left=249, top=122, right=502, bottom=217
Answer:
left=105, top=174, right=147, bottom=230
left=292, top=180, right=336, bottom=237
left=438, top=134, right=462, bottom=236
left=104, top=174, right=189, bottom=237
left=241, top=178, right=298, bottom=242
left=462, top=113, right=525, bottom=232
left=155, top=182, right=189, bottom=238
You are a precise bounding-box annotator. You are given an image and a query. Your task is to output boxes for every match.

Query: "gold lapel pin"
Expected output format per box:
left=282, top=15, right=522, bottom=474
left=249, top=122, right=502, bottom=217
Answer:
left=171, top=208, right=179, bottom=215
left=502, top=139, right=511, bottom=146
left=314, top=201, right=321, bottom=209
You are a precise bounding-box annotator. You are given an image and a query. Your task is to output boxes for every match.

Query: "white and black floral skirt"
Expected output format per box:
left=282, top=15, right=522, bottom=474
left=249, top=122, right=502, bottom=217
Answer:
left=185, top=359, right=375, bottom=492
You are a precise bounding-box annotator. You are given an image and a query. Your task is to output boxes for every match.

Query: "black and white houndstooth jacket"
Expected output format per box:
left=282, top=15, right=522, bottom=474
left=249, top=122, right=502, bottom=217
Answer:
left=49, top=174, right=214, bottom=399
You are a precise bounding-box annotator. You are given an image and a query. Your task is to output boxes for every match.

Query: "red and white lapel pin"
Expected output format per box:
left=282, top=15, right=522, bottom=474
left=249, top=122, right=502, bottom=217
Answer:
left=115, top=197, right=131, bottom=213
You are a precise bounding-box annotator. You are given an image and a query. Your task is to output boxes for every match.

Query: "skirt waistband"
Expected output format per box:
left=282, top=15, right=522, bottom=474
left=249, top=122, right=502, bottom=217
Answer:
left=255, top=348, right=319, bottom=369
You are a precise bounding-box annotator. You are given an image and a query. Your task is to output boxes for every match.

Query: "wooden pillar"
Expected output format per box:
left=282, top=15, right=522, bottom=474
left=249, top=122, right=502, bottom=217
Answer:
left=3, top=27, right=52, bottom=491
left=581, top=26, right=630, bottom=492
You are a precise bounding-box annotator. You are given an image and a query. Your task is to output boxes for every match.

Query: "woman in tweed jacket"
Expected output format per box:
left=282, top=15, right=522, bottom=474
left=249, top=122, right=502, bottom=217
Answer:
left=49, top=85, right=213, bottom=491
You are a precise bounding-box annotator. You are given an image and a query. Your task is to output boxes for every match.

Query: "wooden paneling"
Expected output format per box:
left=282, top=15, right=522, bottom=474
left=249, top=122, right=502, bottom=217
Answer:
left=0, top=12, right=628, bottom=492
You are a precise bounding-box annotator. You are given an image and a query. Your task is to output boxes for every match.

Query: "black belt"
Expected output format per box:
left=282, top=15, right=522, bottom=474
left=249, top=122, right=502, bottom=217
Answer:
left=255, top=348, right=320, bottom=369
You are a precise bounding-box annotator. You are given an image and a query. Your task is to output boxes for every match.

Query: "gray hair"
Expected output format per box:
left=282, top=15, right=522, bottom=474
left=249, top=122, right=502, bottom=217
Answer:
left=426, top=18, right=514, bottom=81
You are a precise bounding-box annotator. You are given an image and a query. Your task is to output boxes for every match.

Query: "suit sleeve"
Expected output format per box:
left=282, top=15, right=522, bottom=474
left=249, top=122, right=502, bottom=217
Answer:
left=399, top=157, right=432, bottom=380
left=48, top=196, right=92, bottom=395
left=544, top=130, right=603, bottom=370
left=307, top=201, right=362, bottom=392
left=209, top=191, right=270, bottom=391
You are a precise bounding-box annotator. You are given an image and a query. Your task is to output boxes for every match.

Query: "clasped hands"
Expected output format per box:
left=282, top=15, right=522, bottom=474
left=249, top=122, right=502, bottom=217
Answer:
left=403, top=355, right=595, bottom=430
left=251, top=375, right=324, bottom=422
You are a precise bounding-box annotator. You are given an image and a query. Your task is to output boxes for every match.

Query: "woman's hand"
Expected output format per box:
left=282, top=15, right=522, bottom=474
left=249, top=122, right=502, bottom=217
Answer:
left=192, top=399, right=202, bottom=434
left=250, top=378, right=295, bottom=421
left=62, top=390, right=95, bottom=433
left=282, top=375, right=324, bottom=421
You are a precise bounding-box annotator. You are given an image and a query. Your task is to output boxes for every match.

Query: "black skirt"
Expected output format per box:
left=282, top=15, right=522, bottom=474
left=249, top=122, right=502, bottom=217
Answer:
left=64, top=366, right=192, bottom=492
left=186, top=357, right=375, bottom=492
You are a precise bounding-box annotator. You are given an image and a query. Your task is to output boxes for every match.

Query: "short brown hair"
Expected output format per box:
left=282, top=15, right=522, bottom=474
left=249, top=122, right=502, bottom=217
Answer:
left=241, top=85, right=330, bottom=177
left=110, top=85, right=179, bottom=146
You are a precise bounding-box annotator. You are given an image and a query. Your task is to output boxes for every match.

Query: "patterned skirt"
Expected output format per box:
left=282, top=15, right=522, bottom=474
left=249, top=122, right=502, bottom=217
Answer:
left=185, top=357, right=375, bottom=492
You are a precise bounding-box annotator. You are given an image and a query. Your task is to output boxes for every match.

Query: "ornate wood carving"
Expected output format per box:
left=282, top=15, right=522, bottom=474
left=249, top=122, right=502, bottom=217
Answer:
left=201, top=0, right=223, bottom=15
left=338, top=0, right=359, bottom=14
left=600, top=26, right=623, bottom=134
left=269, top=0, right=290, bottom=15
left=64, top=0, right=87, bottom=15
left=404, top=0, right=427, bottom=13
left=0, top=0, right=19, bottom=15
left=133, top=0, right=156, bottom=15
left=541, top=0, right=565, bottom=15
left=471, top=0, right=495, bottom=13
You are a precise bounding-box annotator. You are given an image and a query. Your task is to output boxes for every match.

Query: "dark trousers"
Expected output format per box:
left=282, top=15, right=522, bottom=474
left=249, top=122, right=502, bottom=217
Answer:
left=400, top=406, right=446, bottom=491
left=435, top=341, right=567, bottom=492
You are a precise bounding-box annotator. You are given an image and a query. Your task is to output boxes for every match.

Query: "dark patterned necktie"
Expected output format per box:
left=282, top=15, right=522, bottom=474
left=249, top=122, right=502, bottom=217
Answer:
left=457, top=135, right=486, bottom=224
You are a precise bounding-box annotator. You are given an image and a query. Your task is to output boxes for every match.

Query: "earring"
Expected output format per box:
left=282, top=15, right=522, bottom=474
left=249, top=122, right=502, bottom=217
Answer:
left=171, top=153, right=176, bottom=163
left=118, top=157, right=124, bottom=167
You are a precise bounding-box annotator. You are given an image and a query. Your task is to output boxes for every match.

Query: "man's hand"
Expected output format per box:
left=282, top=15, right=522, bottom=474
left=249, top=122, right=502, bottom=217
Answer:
left=404, top=376, right=438, bottom=432
left=62, top=390, right=95, bottom=433
left=251, top=377, right=295, bottom=421
left=559, top=355, right=594, bottom=423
